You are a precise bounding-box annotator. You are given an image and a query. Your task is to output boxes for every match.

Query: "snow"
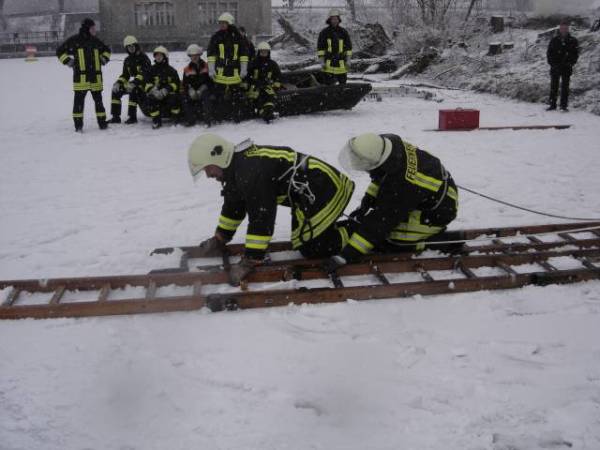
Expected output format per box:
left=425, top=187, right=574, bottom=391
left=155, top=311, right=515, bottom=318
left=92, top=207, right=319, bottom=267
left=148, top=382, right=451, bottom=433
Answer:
left=1, top=54, right=600, bottom=449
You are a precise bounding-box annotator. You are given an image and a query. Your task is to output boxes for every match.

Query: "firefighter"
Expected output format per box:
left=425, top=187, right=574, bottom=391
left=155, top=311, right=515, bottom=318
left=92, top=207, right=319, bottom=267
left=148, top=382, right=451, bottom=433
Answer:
left=207, top=12, right=249, bottom=122
left=187, top=133, right=355, bottom=285
left=109, top=35, right=151, bottom=124
left=546, top=19, right=579, bottom=112
left=324, top=133, right=459, bottom=272
left=141, top=46, right=181, bottom=129
left=317, top=9, right=352, bottom=85
left=181, top=44, right=213, bottom=127
left=238, top=26, right=256, bottom=62
left=245, top=41, right=282, bottom=123
left=56, top=18, right=111, bottom=132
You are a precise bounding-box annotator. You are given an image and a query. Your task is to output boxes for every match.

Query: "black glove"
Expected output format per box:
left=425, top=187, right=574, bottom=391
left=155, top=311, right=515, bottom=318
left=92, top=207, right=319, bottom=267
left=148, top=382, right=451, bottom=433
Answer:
left=196, top=235, right=226, bottom=257
left=322, top=255, right=347, bottom=274
left=228, top=257, right=261, bottom=287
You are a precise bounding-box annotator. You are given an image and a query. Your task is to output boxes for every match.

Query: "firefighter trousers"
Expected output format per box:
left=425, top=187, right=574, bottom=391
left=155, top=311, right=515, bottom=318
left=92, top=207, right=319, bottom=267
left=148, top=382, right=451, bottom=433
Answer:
left=73, top=90, right=106, bottom=129
left=111, top=86, right=140, bottom=119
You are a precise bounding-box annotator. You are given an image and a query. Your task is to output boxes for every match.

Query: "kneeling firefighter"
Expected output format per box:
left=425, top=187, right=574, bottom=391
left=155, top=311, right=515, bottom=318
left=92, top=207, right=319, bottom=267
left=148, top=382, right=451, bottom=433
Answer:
left=109, top=35, right=151, bottom=124
left=325, top=133, right=459, bottom=271
left=188, top=134, right=355, bottom=285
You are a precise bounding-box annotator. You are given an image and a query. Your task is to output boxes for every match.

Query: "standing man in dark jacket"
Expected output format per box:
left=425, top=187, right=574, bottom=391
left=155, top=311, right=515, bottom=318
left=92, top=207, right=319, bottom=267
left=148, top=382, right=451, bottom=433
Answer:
left=187, top=134, right=355, bottom=285
left=547, top=20, right=579, bottom=112
left=56, top=18, right=111, bottom=131
left=140, top=46, right=181, bottom=129
left=109, top=35, right=151, bottom=124
left=207, top=12, right=249, bottom=121
left=324, top=133, right=458, bottom=272
left=181, top=44, right=213, bottom=126
left=238, top=26, right=256, bottom=63
left=245, top=41, right=282, bottom=123
left=317, top=9, right=352, bottom=85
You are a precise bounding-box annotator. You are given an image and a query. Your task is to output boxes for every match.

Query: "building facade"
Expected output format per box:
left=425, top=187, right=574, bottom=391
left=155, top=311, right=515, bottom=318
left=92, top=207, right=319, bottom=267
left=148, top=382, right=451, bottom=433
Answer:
left=99, top=0, right=272, bottom=50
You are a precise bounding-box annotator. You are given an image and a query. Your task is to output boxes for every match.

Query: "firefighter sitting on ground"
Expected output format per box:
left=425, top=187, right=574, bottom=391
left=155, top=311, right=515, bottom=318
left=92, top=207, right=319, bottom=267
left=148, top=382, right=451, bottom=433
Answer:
left=56, top=18, right=111, bottom=132
left=207, top=12, right=249, bottom=122
left=317, top=9, right=352, bottom=85
left=141, top=46, right=182, bottom=129
left=181, top=44, right=213, bottom=127
left=187, top=133, right=355, bottom=285
left=324, top=133, right=459, bottom=272
left=244, top=41, right=282, bottom=123
left=109, top=35, right=151, bottom=124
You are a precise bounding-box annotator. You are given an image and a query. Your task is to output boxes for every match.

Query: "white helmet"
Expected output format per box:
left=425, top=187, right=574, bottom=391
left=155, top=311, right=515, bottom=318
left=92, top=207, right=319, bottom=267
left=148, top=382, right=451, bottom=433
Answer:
left=153, top=45, right=169, bottom=58
left=256, top=41, right=271, bottom=52
left=186, top=44, right=203, bottom=56
left=218, top=12, right=235, bottom=25
left=328, top=8, right=342, bottom=18
left=338, top=133, right=393, bottom=172
left=188, top=134, right=235, bottom=180
left=123, top=35, right=138, bottom=47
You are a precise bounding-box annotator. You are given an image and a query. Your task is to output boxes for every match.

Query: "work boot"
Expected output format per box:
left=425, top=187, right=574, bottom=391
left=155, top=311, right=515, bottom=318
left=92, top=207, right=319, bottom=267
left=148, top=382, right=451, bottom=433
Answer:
left=98, top=121, right=109, bottom=130
left=152, top=117, right=162, bottom=129
left=125, top=116, right=137, bottom=124
left=560, top=106, right=569, bottom=112
left=109, top=116, right=121, bottom=124
left=74, top=118, right=83, bottom=132
left=546, top=105, right=557, bottom=111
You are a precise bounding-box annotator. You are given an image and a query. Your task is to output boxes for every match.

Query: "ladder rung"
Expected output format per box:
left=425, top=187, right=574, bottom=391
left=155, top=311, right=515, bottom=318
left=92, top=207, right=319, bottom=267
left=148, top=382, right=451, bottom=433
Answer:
left=527, top=236, right=544, bottom=244
left=458, top=263, right=477, bottom=279
left=416, top=266, right=434, bottom=282
left=497, top=261, right=518, bottom=276
left=98, top=284, right=111, bottom=302
left=370, top=264, right=390, bottom=285
left=146, top=281, right=157, bottom=300
left=193, top=281, right=203, bottom=296
left=49, top=285, right=66, bottom=305
left=537, top=260, right=558, bottom=272
left=2, top=288, right=21, bottom=306
left=558, top=232, right=577, bottom=242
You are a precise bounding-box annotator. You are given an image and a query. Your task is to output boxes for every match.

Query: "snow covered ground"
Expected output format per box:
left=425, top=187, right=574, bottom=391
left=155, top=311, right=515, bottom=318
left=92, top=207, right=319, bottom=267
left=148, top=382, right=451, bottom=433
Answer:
left=1, top=54, right=600, bottom=450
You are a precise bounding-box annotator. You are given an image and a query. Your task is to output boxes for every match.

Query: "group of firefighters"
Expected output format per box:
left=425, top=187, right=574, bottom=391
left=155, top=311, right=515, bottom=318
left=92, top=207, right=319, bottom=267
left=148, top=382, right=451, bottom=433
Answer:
left=56, top=9, right=352, bottom=131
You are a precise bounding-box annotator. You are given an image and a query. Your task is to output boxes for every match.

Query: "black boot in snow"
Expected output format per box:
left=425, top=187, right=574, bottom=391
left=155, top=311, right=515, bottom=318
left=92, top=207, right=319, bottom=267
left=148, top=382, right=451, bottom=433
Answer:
left=152, top=117, right=162, bottom=129
left=109, top=116, right=121, bottom=124
left=99, top=121, right=109, bottom=130
left=125, top=116, right=138, bottom=124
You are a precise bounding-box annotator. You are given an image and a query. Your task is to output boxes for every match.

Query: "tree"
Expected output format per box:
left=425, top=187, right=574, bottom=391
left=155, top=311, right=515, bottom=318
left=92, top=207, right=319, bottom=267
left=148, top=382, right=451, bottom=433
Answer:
left=415, top=0, right=456, bottom=26
left=345, top=0, right=357, bottom=21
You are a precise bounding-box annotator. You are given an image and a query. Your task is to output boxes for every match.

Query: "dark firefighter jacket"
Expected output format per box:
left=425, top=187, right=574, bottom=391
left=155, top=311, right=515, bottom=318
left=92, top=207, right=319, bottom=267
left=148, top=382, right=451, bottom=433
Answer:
left=342, top=134, right=458, bottom=261
left=215, top=144, right=355, bottom=259
left=547, top=33, right=579, bottom=74
left=144, top=57, right=181, bottom=94
left=56, top=28, right=111, bottom=91
left=118, top=47, right=151, bottom=87
left=317, top=25, right=352, bottom=75
left=207, top=26, right=249, bottom=85
left=247, top=56, right=282, bottom=90
left=181, top=61, right=212, bottom=92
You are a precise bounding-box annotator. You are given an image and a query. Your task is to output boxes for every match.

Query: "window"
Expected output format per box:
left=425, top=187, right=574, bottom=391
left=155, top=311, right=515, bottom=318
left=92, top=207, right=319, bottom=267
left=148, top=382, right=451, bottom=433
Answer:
left=135, top=2, right=175, bottom=27
left=198, top=1, right=238, bottom=27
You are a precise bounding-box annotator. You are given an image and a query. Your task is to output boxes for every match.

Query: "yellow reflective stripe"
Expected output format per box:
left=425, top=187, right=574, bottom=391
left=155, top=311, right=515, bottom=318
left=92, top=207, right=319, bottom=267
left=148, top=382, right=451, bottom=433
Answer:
left=348, top=232, right=374, bottom=254
left=118, top=76, right=127, bottom=84
left=111, top=99, right=121, bottom=104
left=317, top=50, right=325, bottom=57
left=135, top=74, right=144, bottom=81
left=171, top=108, right=181, bottom=114
left=59, top=53, right=69, bottom=63
left=323, top=65, right=348, bottom=75
left=128, top=101, right=137, bottom=107
left=339, top=226, right=349, bottom=248
left=327, top=38, right=332, bottom=53
left=390, top=210, right=443, bottom=242
left=366, top=182, right=379, bottom=197
left=169, top=82, right=178, bottom=92
left=72, top=113, right=84, bottom=118
left=101, top=51, right=111, bottom=60
left=219, top=43, right=225, bottom=59
left=403, top=142, right=443, bottom=192
left=96, top=112, right=106, bottom=117
left=219, top=215, right=243, bottom=231
left=150, top=111, right=160, bottom=117
left=338, top=38, right=344, bottom=54
left=389, top=231, right=437, bottom=242
left=233, top=44, right=238, bottom=61
left=94, top=49, right=100, bottom=71
left=207, top=56, right=216, bottom=62
left=245, top=234, right=272, bottom=250
left=214, top=74, right=241, bottom=84
left=276, top=195, right=287, bottom=204
left=346, top=50, right=353, bottom=57
left=245, top=147, right=295, bottom=163
left=77, top=48, right=85, bottom=71
left=447, top=186, right=458, bottom=202
left=240, top=55, right=249, bottom=63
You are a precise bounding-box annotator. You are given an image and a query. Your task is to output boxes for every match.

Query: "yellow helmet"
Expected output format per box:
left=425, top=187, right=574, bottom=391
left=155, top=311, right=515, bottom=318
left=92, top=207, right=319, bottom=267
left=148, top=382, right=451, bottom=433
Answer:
left=218, top=12, right=235, bottom=25
left=123, top=35, right=138, bottom=47
left=186, top=44, right=203, bottom=56
left=153, top=45, right=169, bottom=58
left=338, top=133, right=393, bottom=171
left=256, top=41, right=271, bottom=52
left=188, top=134, right=235, bottom=180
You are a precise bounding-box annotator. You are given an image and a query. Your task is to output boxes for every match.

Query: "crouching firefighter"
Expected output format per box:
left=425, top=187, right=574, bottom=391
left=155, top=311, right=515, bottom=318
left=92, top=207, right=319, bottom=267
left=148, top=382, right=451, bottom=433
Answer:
left=245, top=41, right=282, bottom=123
left=109, top=35, right=151, bottom=124
left=187, top=133, right=355, bottom=286
left=141, top=46, right=181, bottom=129
left=181, top=44, right=213, bottom=127
left=324, top=133, right=459, bottom=272
left=56, top=18, right=111, bottom=131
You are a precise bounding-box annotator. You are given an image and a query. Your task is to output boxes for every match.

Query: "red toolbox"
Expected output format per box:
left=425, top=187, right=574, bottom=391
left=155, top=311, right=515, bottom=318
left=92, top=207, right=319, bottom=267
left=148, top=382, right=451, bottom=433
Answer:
left=438, top=109, right=480, bottom=130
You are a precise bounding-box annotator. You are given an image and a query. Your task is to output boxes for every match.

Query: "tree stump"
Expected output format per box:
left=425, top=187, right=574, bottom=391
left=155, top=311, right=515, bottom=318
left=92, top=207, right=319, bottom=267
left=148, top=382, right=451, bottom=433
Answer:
left=488, top=42, right=503, bottom=56
left=503, top=42, right=514, bottom=50
left=490, top=16, right=505, bottom=33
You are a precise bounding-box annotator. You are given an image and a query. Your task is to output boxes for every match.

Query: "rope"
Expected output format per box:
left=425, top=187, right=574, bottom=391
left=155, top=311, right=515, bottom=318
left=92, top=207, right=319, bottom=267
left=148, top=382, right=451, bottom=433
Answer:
left=457, top=185, right=600, bottom=222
